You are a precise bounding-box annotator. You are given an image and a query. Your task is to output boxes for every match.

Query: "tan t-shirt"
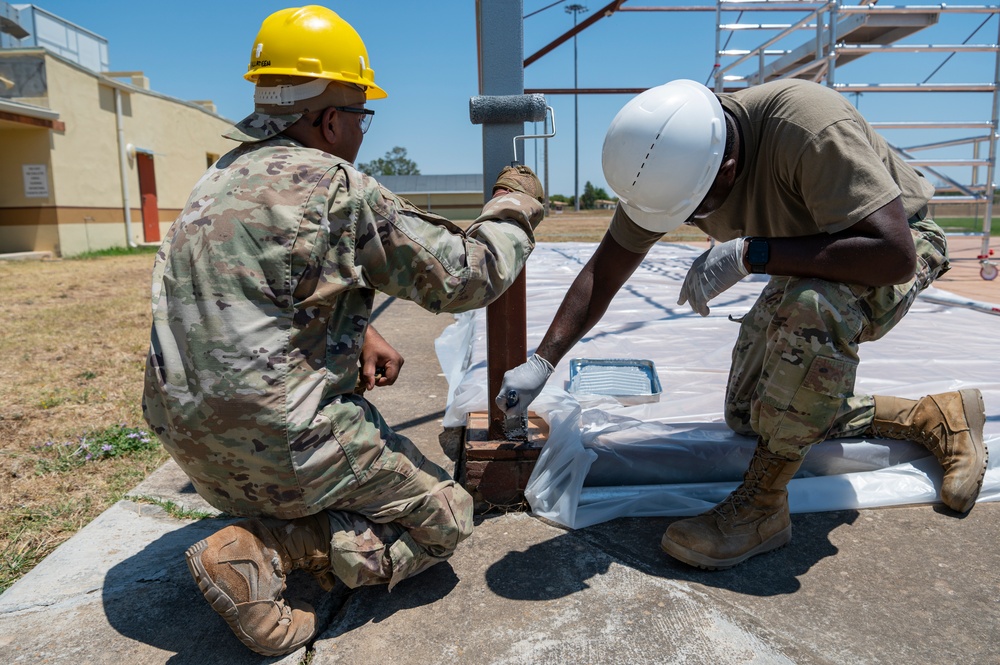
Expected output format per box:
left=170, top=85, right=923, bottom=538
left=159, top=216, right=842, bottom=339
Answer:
left=610, top=79, right=936, bottom=253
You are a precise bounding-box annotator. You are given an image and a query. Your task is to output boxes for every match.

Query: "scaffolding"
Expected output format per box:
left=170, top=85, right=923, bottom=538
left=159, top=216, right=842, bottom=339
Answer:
left=523, top=0, right=1000, bottom=278
left=711, top=1, right=1000, bottom=279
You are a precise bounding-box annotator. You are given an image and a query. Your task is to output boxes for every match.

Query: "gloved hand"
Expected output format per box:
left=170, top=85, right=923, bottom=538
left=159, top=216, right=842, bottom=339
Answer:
left=677, top=237, right=749, bottom=316
left=493, top=164, right=544, bottom=202
left=494, top=354, right=554, bottom=417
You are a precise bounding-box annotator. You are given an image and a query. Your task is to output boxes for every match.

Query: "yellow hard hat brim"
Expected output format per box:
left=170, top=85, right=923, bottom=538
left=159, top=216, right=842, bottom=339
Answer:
left=245, top=69, right=386, bottom=100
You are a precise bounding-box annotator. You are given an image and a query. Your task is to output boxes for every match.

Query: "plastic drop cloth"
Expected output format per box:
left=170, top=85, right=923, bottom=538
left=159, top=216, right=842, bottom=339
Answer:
left=436, top=242, right=1000, bottom=529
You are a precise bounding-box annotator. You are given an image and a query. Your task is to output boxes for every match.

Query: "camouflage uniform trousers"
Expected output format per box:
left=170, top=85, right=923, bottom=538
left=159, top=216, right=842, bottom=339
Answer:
left=724, top=217, right=950, bottom=459
left=316, top=397, right=473, bottom=591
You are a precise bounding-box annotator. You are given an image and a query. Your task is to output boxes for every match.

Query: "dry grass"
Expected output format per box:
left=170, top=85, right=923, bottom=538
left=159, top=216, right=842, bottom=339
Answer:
left=464, top=207, right=713, bottom=244
left=0, top=251, right=169, bottom=592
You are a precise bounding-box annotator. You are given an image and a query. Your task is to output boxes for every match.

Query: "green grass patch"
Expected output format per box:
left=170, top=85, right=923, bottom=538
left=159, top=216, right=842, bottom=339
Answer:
left=67, top=244, right=159, bottom=260
left=33, top=424, right=160, bottom=473
left=4, top=425, right=168, bottom=592
left=130, top=496, right=222, bottom=521
left=935, top=217, right=1000, bottom=235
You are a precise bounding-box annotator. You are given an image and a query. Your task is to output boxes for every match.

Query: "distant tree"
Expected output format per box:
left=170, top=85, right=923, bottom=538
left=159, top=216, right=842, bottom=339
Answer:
left=549, top=193, right=570, bottom=203
left=358, top=146, right=420, bottom=175
left=574, top=182, right=614, bottom=209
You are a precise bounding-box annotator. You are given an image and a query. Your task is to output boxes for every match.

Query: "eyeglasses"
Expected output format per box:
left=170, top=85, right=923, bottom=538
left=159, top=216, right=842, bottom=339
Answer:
left=332, top=106, right=375, bottom=134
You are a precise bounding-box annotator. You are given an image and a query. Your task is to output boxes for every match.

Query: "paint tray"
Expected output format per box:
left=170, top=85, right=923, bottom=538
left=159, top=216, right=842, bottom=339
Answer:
left=567, top=358, right=662, bottom=404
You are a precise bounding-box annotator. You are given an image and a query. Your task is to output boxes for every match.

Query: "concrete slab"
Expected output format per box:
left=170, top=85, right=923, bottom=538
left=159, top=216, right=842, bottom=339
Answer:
left=126, top=456, right=221, bottom=516
left=0, top=500, right=336, bottom=665
left=312, top=512, right=801, bottom=664
left=0, top=251, right=53, bottom=261
left=2, top=278, right=998, bottom=665
left=572, top=509, right=1000, bottom=664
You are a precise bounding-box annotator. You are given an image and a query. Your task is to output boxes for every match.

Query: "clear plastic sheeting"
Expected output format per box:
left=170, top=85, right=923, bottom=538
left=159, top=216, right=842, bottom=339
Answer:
left=437, top=242, right=1000, bottom=529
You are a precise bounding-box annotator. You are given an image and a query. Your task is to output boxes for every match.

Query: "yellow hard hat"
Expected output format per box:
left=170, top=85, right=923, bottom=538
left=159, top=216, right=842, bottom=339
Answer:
left=246, top=5, right=387, bottom=100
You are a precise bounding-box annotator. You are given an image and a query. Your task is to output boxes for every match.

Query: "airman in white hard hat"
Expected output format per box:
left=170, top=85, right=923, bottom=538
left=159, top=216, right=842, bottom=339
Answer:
left=498, top=78, right=986, bottom=571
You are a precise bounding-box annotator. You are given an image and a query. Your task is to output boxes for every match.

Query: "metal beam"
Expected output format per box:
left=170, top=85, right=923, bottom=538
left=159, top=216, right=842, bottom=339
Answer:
left=527, top=87, right=648, bottom=94
left=524, top=0, right=627, bottom=67
left=477, top=0, right=529, bottom=442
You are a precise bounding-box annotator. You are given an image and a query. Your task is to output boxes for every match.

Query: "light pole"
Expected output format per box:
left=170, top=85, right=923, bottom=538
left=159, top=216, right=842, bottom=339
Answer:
left=566, top=3, right=587, bottom=212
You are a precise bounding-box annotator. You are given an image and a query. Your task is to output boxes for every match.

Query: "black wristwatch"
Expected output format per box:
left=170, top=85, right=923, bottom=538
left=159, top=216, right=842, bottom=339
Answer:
left=745, top=237, right=770, bottom=274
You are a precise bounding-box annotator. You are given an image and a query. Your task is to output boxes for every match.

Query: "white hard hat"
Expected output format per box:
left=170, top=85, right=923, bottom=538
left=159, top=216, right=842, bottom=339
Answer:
left=601, top=79, right=726, bottom=233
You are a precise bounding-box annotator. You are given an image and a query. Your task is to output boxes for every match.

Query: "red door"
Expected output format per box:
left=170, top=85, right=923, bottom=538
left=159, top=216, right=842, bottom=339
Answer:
left=137, top=152, right=160, bottom=242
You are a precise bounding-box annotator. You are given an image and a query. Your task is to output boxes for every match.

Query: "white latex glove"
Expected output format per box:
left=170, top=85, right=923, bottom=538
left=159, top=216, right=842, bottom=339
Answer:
left=495, top=354, right=555, bottom=417
left=677, top=237, right=749, bottom=316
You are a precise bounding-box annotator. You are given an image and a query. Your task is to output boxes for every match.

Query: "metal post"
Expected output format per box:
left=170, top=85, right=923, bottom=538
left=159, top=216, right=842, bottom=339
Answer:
left=114, top=87, right=136, bottom=248
left=544, top=133, right=550, bottom=215
left=534, top=121, right=539, bottom=172
left=827, top=1, right=839, bottom=87
left=713, top=1, right=722, bottom=92
left=973, top=138, right=981, bottom=193
left=566, top=4, right=588, bottom=211
left=981, top=11, right=1000, bottom=261
left=478, top=0, right=528, bottom=441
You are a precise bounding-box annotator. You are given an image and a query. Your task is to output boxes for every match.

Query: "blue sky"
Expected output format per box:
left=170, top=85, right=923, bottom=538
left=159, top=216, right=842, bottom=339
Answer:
left=25, top=1, right=1000, bottom=198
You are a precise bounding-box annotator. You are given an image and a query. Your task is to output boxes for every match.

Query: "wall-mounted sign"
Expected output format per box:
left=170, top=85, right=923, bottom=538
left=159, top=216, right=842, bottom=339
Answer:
left=22, top=164, right=50, bottom=198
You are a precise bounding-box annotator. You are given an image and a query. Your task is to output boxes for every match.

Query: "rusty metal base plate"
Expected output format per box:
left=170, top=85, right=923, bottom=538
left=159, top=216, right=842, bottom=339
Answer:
left=461, top=411, right=548, bottom=510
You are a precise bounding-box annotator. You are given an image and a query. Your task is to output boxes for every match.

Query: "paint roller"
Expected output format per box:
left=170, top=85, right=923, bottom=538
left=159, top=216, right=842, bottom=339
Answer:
left=469, top=93, right=557, bottom=165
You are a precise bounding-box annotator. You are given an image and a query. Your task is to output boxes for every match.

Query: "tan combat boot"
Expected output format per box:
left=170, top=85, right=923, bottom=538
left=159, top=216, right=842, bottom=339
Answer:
left=185, top=514, right=332, bottom=656
left=868, top=389, right=988, bottom=513
left=661, top=440, right=803, bottom=570
left=261, top=514, right=336, bottom=590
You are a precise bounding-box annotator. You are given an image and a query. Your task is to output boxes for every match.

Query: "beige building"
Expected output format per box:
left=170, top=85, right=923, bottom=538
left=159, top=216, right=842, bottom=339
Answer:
left=377, top=174, right=485, bottom=222
left=0, top=5, right=234, bottom=256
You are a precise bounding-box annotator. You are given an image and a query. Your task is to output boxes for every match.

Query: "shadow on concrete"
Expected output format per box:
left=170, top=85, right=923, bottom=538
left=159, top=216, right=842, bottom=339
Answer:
left=483, top=525, right=612, bottom=600
left=319, top=562, right=459, bottom=641
left=484, top=510, right=858, bottom=600
left=102, top=516, right=462, bottom=663
left=930, top=502, right=974, bottom=518
left=390, top=410, right=447, bottom=432
left=102, top=520, right=340, bottom=664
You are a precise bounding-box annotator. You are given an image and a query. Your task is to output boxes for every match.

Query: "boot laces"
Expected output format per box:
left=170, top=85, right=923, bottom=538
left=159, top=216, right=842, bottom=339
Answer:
left=872, top=422, right=945, bottom=455
left=714, top=471, right=765, bottom=521
left=269, top=553, right=290, bottom=595
left=713, top=447, right=783, bottom=521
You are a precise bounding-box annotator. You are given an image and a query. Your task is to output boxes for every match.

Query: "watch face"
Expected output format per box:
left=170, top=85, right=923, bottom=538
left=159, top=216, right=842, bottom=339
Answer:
left=748, top=240, right=768, bottom=264
left=747, top=239, right=769, bottom=274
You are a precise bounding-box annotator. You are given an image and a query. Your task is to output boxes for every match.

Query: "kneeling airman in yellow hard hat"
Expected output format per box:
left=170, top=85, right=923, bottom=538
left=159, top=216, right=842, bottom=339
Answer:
left=143, top=5, right=545, bottom=656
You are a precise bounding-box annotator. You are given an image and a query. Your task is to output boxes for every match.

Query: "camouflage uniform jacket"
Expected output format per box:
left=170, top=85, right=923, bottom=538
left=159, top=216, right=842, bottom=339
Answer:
left=143, top=137, right=541, bottom=518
